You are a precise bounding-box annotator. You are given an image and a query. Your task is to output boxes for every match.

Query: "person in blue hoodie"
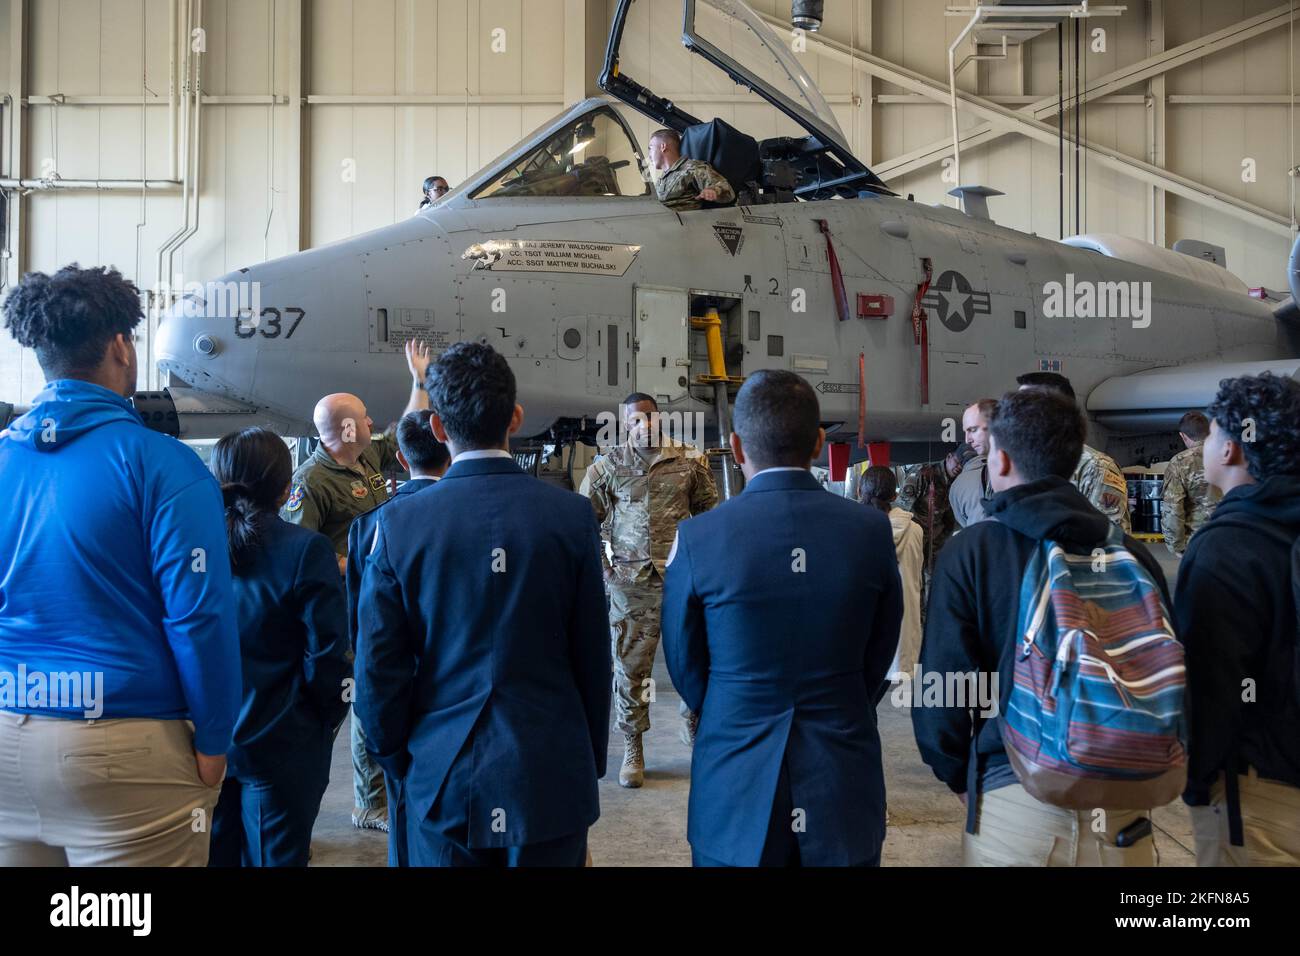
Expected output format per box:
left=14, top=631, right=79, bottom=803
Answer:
left=209, top=427, right=352, bottom=867
left=0, top=264, right=240, bottom=866
left=1178, top=372, right=1300, bottom=866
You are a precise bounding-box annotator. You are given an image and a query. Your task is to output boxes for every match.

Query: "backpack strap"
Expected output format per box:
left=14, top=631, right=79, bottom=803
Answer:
left=963, top=513, right=1007, bottom=835
left=964, top=717, right=982, bottom=835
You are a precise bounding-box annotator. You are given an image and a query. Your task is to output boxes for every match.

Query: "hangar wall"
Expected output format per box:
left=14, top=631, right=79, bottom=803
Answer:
left=0, top=0, right=1296, bottom=406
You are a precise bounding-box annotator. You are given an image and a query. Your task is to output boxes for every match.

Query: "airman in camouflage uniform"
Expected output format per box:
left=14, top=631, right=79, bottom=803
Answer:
left=1161, top=441, right=1220, bottom=554
left=895, top=450, right=967, bottom=565
left=1073, top=443, right=1132, bottom=534
left=580, top=395, right=719, bottom=788
left=894, top=448, right=969, bottom=622
left=1161, top=415, right=1222, bottom=555
left=648, top=128, right=736, bottom=212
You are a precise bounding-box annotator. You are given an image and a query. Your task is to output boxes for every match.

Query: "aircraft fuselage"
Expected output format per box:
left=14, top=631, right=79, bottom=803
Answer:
left=156, top=190, right=1289, bottom=452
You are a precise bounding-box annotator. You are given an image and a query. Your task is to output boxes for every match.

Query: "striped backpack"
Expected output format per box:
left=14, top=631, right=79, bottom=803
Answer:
left=1001, top=523, right=1187, bottom=810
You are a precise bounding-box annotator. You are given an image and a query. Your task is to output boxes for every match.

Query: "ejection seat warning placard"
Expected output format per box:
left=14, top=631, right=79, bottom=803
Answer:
left=462, top=239, right=640, bottom=276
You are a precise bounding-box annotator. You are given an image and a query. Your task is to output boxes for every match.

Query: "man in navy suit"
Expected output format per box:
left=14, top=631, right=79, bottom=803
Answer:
left=346, top=409, right=449, bottom=866
left=355, top=342, right=611, bottom=867
left=662, top=369, right=903, bottom=867
left=346, top=409, right=450, bottom=645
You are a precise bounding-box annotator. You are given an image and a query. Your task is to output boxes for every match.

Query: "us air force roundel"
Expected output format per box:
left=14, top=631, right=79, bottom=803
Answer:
left=286, top=484, right=305, bottom=513
left=920, top=270, right=992, bottom=333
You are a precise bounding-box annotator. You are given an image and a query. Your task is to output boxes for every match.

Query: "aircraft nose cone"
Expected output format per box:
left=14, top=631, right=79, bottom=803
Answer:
left=156, top=294, right=211, bottom=366
left=157, top=273, right=259, bottom=363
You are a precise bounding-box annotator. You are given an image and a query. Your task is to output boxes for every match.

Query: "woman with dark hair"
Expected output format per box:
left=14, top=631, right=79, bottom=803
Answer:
left=859, top=466, right=923, bottom=696
left=209, top=427, right=352, bottom=867
left=418, top=175, right=449, bottom=210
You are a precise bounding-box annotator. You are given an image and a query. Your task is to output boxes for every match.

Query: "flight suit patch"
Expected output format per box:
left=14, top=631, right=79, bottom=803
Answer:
left=351, top=479, right=368, bottom=499
left=368, top=473, right=387, bottom=493
left=286, top=484, right=305, bottom=512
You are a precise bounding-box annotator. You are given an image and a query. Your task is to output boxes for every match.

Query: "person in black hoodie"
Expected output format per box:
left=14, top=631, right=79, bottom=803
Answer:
left=1178, top=372, right=1300, bottom=866
left=209, top=427, right=353, bottom=867
left=913, top=388, right=1172, bottom=866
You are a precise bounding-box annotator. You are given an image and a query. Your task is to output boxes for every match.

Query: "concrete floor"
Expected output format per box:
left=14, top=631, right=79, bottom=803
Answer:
left=310, top=645, right=1197, bottom=867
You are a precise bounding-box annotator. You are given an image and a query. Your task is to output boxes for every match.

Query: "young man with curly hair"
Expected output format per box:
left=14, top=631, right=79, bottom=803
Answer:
left=0, top=264, right=240, bottom=866
left=1178, top=372, right=1300, bottom=866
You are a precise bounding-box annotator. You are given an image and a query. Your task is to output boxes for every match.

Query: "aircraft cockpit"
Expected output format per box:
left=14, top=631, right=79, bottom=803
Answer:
left=600, top=0, right=892, bottom=203
left=472, top=107, right=651, bottom=200
left=452, top=0, right=892, bottom=209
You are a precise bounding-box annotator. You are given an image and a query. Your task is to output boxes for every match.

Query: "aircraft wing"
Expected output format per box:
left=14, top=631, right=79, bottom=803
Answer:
left=1089, top=359, right=1300, bottom=431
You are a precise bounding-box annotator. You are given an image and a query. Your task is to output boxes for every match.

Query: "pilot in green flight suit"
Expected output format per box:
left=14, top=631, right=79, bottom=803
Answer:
left=284, top=433, right=401, bottom=555
left=280, top=340, right=432, bottom=833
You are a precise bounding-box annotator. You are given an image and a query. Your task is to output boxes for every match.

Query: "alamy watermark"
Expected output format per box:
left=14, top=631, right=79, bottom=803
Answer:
left=50, top=886, right=150, bottom=936
left=889, top=665, right=1000, bottom=718
left=157, top=279, right=263, bottom=321
left=1043, top=274, right=1152, bottom=329
left=596, top=410, right=707, bottom=449
left=0, top=665, right=104, bottom=719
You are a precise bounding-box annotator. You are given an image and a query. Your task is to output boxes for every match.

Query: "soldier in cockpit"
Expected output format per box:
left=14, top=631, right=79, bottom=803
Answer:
left=647, top=129, right=736, bottom=212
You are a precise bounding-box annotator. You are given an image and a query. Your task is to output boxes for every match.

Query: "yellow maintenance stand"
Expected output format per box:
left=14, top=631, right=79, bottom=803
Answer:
left=690, top=307, right=745, bottom=498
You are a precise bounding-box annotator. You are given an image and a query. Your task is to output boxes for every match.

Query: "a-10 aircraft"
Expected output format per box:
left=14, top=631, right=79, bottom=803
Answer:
left=142, top=0, right=1300, bottom=475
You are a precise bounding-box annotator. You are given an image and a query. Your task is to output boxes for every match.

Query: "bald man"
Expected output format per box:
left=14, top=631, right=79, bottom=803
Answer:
left=283, top=342, right=432, bottom=567
left=280, top=339, right=431, bottom=832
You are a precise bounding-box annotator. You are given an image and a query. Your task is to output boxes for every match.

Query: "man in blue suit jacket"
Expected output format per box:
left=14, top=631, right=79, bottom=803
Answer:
left=346, top=409, right=449, bottom=866
left=355, top=342, right=611, bottom=866
left=346, top=410, right=450, bottom=649
left=663, top=369, right=903, bottom=867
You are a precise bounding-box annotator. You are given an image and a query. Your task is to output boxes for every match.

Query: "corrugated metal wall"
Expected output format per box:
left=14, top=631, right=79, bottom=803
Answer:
left=1, top=0, right=1296, bottom=405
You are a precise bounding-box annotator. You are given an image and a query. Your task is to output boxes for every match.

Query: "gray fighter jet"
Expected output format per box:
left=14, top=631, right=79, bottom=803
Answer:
left=143, top=0, right=1300, bottom=471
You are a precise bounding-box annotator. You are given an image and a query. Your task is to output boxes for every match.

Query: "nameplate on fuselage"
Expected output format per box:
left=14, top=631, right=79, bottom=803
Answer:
left=462, top=239, right=641, bottom=277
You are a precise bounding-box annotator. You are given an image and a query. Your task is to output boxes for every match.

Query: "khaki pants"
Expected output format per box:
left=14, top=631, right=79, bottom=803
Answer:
left=0, top=712, right=222, bottom=866
left=963, top=783, right=1156, bottom=867
left=1189, top=769, right=1300, bottom=867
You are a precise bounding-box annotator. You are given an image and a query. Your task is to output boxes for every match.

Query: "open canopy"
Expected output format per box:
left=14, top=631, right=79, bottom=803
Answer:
left=599, top=0, right=890, bottom=199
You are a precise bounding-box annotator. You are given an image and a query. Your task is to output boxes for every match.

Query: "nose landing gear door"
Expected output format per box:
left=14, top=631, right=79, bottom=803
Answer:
left=633, top=286, right=690, bottom=406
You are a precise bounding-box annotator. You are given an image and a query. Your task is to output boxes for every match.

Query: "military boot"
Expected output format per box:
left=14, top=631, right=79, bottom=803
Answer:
left=619, top=732, right=644, bottom=789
